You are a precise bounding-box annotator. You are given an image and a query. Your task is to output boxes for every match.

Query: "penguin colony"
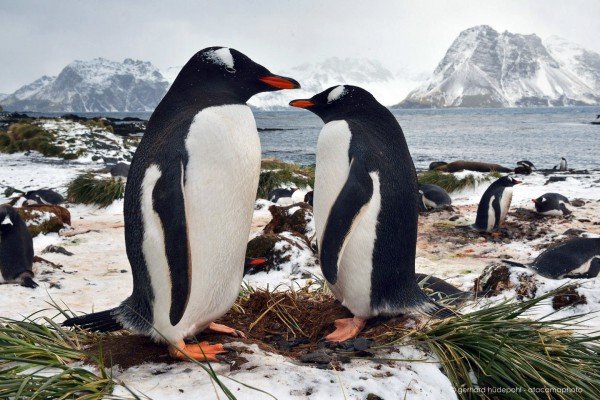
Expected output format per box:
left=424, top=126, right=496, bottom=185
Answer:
left=0, top=46, right=579, bottom=359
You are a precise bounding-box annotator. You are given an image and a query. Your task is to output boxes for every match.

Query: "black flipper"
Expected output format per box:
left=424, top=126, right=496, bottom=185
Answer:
left=492, top=195, right=503, bottom=229
left=153, top=162, right=191, bottom=326
left=63, top=308, right=122, bottom=332
left=502, top=260, right=529, bottom=268
left=320, top=158, right=373, bottom=284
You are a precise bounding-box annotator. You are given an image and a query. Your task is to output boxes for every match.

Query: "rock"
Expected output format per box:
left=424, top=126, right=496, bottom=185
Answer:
left=563, top=229, right=585, bottom=237
left=16, top=205, right=71, bottom=236
left=545, top=176, right=567, bottom=185
left=263, top=203, right=314, bottom=236
left=110, top=162, right=130, bottom=178
left=367, top=395, right=384, bottom=400
left=571, top=199, right=585, bottom=207
left=474, top=263, right=536, bottom=298
left=552, top=286, right=587, bottom=310
left=351, top=337, right=373, bottom=351
left=41, top=245, right=73, bottom=256
left=300, top=350, right=331, bottom=365
left=449, top=215, right=460, bottom=221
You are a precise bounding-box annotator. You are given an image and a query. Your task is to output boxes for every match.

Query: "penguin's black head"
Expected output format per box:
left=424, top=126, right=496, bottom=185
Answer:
left=0, top=205, right=15, bottom=231
left=170, top=47, right=300, bottom=104
left=289, top=85, right=380, bottom=122
left=498, top=175, right=522, bottom=187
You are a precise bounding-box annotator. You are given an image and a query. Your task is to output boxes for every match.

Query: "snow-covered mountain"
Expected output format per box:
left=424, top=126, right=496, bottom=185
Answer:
left=249, top=58, right=424, bottom=109
left=1, top=58, right=169, bottom=112
left=397, top=25, right=600, bottom=108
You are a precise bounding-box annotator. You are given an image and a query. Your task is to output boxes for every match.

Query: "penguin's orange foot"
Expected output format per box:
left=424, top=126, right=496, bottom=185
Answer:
left=168, top=341, right=226, bottom=362
left=325, top=317, right=366, bottom=342
left=208, top=322, right=246, bottom=338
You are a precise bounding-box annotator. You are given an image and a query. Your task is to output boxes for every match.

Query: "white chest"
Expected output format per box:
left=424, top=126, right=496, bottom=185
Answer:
left=314, top=120, right=352, bottom=246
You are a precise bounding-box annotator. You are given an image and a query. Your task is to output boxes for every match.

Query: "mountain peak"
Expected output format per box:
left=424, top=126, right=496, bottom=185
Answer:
left=397, top=26, right=600, bottom=108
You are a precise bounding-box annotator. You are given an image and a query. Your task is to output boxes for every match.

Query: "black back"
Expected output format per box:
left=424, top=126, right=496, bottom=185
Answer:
left=25, top=189, right=64, bottom=205
left=268, top=187, right=297, bottom=202
left=0, top=205, right=34, bottom=281
left=532, top=238, right=600, bottom=278
left=533, top=193, right=570, bottom=215
left=419, top=184, right=452, bottom=208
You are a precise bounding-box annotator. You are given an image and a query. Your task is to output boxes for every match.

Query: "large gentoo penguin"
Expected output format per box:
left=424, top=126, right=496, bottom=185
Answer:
left=290, top=85, right=452, bottom=342
left=504, top=238, right=600, bottom=279
left=473, top=175, right=521, bottom=232
left=0, top=205, right=37, bottom=288
left=419, top=183, right=452, bottom=211
left=63, top=47, right=300, bottom=361
left=532, top=193, right=571, bottom=216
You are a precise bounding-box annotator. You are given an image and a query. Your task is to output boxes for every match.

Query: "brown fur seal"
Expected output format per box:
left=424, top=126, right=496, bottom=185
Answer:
left=435, top=160, right=512, bottom=173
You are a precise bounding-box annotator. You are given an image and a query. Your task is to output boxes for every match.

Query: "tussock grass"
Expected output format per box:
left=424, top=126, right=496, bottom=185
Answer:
left=0, top=122, right=73, bottom=158
left=67, top=173, right=125, bottom=207
left=418, top=170, right=501, bottom=193
left=258, top=159, right=315, bottom=199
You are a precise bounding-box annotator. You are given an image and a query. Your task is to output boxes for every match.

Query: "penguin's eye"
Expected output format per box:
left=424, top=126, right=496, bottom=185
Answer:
left=225, top=66, right=236, bottom=74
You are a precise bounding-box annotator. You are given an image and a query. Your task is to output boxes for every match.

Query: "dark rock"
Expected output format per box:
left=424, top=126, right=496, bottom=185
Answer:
left=352, top=337, right=373, bottom=351
left=544, top=176, right=567, bottom=185
left=41, top=245, right=73, bottom=256
left=552, top=286, right=587, bottom=310
left=367, top=395, right=384, bottom=400
left=578, top=219, right=591, bottom=223
left=110, top=162, right=130, bottom=178
left=300, top=350, right=332, bottom=364
left=449, top=215, right=460, bottom=221
left=571, top=199, right=585, bottom=207
left=563, top=229, right=585, bottom=237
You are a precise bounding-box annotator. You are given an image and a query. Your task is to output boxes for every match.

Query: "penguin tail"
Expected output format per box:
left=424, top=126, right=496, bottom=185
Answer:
left=63, top=308, right=122, bottom=333
left=501, top=260, right=528, bottom=269
left=414, top=289, right=458, bottom=319
left=20, top=276, right=39, bottom=289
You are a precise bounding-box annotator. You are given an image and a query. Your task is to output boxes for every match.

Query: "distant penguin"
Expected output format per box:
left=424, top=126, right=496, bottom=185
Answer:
left=517, top=160, right=536, bottom=170
left=304, top=190, right=314, bottom=206
left=504, top=238, right=600, bottom=279
left=532, top=193, right=571, bottom=216
left=0, top=205, right=37, bottom=288
left=290, top=85, right=452, bottom=342
left=419, top=184, right=452, bottom=210
left=268, top=187, right=298, bottom=203
left=415, top=273, right=475, bottom=306
left=473, top=176, right=521, bottom=232
left=554, top=157, right=567, bottom=171
left=24, top=189, right=65, bottom=205
left=63, top=47, right=300, bottom=361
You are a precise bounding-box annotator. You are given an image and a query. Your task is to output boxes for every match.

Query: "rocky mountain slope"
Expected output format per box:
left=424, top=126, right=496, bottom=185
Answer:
left=397, top=25, right=600, bottom=108
left=1, top=58, right=169, bottom=112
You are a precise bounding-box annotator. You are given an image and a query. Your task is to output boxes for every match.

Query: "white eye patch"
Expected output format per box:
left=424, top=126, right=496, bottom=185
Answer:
left=1, top=215, right=12, bottom=225
left=327, top=85, right=347, bottom=103
left=205, top=48, right=235, bottom=70
left=541, top=198, right=547, bottom=202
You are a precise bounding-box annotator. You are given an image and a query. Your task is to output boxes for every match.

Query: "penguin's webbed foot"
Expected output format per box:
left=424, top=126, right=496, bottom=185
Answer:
left=325, top=317, right=366, bottom=342
left=168, top=341, right=226, bottom=362
left=208, top=322, right=246, bottom=338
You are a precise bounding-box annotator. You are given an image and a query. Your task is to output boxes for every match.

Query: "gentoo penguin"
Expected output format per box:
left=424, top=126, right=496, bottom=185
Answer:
left=554, top=157, right=567, bottom=171
left=473, top=175, right=521, bottom=232
left=63, top=47, right=300, bottom=361
left=504, top=238, right=600, bottom=279
left=532, top=193, right=571, bottom=216
left=419, top=184, right=452, bottom=211
left=24, top=189, right=65, bottom=205
left=415, top=273, right=475, bottom=306
left=517, top=160, right=536, bottom=170
left=0, top=205, right=37, bottom=288
left=304, top=190, right=314, bottom=206
left=290, top=85, right=452, bottom=342
left=268, top=187, right=298, bottom=203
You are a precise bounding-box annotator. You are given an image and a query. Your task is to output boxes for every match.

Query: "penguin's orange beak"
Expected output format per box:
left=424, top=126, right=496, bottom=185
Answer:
left=289, top=99, right=315, bottom=108
left=513, top=179, right=522, bottom=185
left=259, top=75, right=300, bottom=89
left=531, top=198, right=538, bottom=203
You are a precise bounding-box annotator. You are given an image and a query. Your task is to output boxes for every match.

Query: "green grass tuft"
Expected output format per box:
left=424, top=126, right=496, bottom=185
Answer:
left=258, top=159, right=315, bottom=199
left=392, top=290, right=600, bottom=399
left=67, top=173, right=125, bottom=207
left=0, top=122, right=66, bottom=158
left=418, top=170, right=501, bottom=193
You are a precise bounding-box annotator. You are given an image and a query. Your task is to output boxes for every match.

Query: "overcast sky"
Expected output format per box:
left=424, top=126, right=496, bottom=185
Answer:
left=1, top=0, right=599, bottom=93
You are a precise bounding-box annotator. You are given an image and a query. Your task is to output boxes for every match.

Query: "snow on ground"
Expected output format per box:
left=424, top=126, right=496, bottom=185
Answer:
left=1, top=149, right=599, bottom=399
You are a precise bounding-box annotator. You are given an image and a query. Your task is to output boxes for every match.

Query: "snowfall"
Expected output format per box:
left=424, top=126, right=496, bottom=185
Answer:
left=0, top=127, right=599, bottom=399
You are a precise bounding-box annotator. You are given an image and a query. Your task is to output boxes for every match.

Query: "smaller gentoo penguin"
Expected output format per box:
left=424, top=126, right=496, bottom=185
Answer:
left=290, top=85, right=452, bottom=342
left=473, top=176, right=521, bottom=232
left=553, top=157, right=567, bottom=171
left=419, top=184, right=452, bottom=211
left=304, top=190, right=314, bottom=206
left=0, top=205, right=37, bottom=288
left=532, top=193, right=571, bottom=216
left=517, top=160, right=536, bottom=170
left=268, top=187, right=298, bottom=203
left=504, top=238, right=600, bottom=279
left=22, top=189, right=65, bottom=205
